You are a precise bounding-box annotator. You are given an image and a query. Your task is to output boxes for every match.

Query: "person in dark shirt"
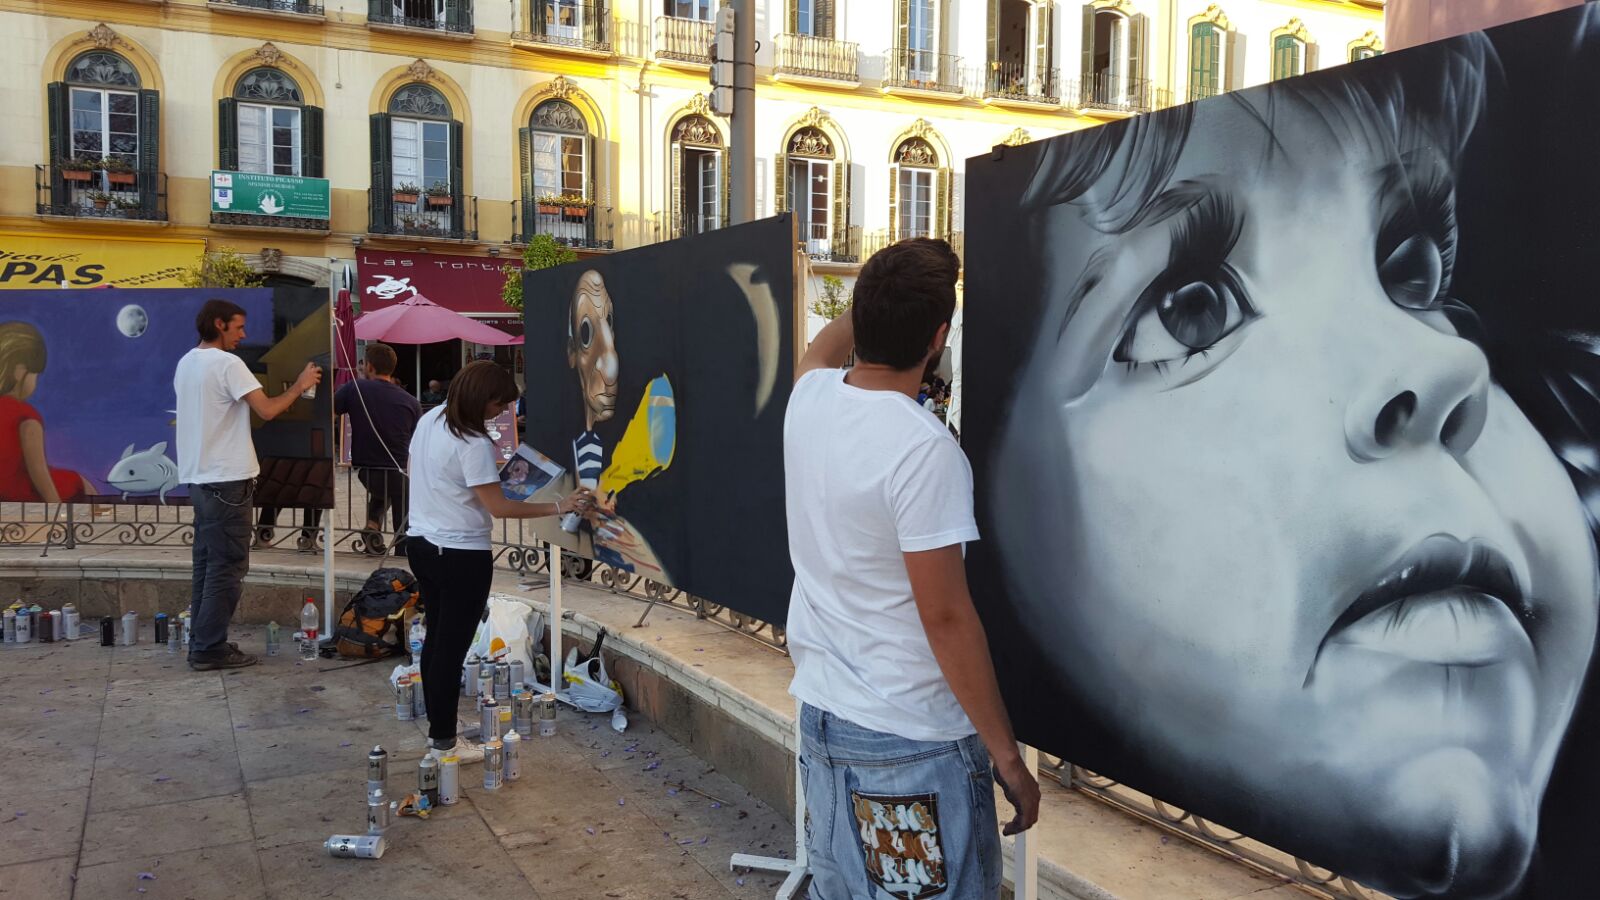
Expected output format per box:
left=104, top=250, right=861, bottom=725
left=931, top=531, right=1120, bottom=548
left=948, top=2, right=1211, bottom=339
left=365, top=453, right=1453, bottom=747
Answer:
left=421, top=380, right=446, bottom=405
left=335, top=343, right=421, bottom=555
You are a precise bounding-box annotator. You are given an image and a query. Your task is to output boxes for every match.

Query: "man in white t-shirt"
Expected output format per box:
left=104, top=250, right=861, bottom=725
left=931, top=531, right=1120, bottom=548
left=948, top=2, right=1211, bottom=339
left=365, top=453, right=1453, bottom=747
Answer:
left=785, top=238, right=1039, bottom=898
left=174, top=298, right=320, bottom=671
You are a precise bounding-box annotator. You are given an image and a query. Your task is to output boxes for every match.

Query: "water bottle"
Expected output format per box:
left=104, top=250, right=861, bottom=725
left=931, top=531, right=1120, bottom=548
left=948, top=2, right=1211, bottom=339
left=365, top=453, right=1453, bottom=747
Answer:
left=408, top=617, right=426, bottom=668
left=266, top=621, right=281, bottom=657
left=299, top=598, right=319, bottom=661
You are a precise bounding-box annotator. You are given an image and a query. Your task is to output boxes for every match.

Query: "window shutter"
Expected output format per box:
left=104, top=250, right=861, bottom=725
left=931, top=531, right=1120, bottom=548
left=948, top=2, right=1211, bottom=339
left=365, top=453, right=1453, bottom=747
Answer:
left=137, top=90, right=161, bottom=218
left=1305, top=41, right=1319, bottom=73
left=897, top=0, right=910, bottom=50
left=46, top=82, right=70, bottom=206
left=787, top=0, right=798, bottom=35
left=1128, top=13, right=1147, bottom=96
left=773, top=153, right=787, bottom=214
left=1037, top=2, right=1055, bottom=93
left=369, top=113, right=393, bottom=233
left=534, top=0, right=547, bottom=32
left=519, top=127, right=534, bottom=239
left=670, top=142, right=683, bottom=239
left=935, top=167, right=951, bottom=238
left=1080, top=3, right=1094, bottom=83
left=721, top=150, right=731, bottom=229
left=887, top=164, right=899, bottom=242
left=302, top=105, right=324, bottom=178
left=1225, top=30, right=1243, bottom=90
left=831, top=160, right=849, bottom=259
left=368, top=0, right=384, bottom=21
left=592, top=1, right=607, bottom=44
left=445, top=0, right=471, bottom=32
left=817, top=0, right=833, bottom=39
left=218, top=99, right=239, bottom=171
left=986, top=0, right=999, bottom=70
left=449, top=120, right=465, bottom=235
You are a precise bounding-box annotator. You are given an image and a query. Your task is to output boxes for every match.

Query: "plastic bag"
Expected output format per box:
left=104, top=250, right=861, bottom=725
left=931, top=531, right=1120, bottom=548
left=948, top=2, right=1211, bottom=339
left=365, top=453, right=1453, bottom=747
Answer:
left=468, top=597, right=538, bottom=672
left=562, top=644, right=624, bottom=714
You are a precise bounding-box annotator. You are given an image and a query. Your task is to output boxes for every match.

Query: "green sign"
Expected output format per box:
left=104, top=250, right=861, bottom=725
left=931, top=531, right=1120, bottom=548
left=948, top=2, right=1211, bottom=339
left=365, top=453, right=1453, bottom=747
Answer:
left=210, top=171, right=330, bottom=221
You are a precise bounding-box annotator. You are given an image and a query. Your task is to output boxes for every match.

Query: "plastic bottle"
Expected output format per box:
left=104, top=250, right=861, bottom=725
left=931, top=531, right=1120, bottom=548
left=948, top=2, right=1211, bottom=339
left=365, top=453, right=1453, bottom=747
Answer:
left=300, top=599, right=319, bottom=661
left=266, top=621, right=281, bottom=657
left=408, top=616, right=426, bottom=668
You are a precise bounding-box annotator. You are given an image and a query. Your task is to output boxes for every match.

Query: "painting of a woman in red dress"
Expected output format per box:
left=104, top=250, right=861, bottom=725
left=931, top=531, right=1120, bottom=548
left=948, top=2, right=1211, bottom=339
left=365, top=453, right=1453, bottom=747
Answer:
left=0, top=322, right=95, bottom=503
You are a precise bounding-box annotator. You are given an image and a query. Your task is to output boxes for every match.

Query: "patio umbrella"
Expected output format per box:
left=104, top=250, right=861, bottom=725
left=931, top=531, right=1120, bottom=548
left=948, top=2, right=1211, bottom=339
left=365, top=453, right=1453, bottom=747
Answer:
left=354, top=292, right=521, bottom=346
left=333, top=275, right=358, bottom=390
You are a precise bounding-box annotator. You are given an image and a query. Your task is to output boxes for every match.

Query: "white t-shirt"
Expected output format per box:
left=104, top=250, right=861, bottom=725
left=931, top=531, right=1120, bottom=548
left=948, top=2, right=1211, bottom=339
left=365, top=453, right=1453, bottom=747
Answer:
left=784, top=368, right=980, bottom=742
left=407, top=407, right=501, bottom=550
left=173, top=347, right=263, bottom=485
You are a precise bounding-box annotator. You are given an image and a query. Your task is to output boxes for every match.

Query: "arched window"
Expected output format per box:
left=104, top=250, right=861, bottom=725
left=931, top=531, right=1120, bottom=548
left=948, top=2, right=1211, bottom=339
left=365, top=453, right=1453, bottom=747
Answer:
left=1189, top=21, right=1221, bottom=101
left=220, top=67, right=321, bottom=178
left=1349, top=41, right=1381, bottom=63
left=1081, top=5, right=1148, bottom=111
left=520, top=98, right=598, bottom=247
left=775, top=126, right=837, bottom=256
left=1272, top=34, right=1305, bottom=80
left=370, top=83, right=465, bottom=237
left=889, top=136, right=948, bottom=241
left=47, top=50, right=161, bottom=218
left=669, top=113, right=725, bottom=237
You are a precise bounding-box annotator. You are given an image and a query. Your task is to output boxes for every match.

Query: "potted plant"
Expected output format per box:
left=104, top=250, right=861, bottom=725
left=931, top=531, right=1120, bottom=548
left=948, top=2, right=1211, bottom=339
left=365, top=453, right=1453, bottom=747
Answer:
left=101, top=157, right=136, bottom=186
left=398, top=213, right=419, bottom=232
left=536, top=193, right=565, bottom=217
left=393, top=182, right=421, bottom=204
left=59, top=158, right=96, bottom=182
left=560, top=194, right=590, bottom=221
left=425, top=181, right=453, bottom=207
left=87, top=191, right=113, bottom=210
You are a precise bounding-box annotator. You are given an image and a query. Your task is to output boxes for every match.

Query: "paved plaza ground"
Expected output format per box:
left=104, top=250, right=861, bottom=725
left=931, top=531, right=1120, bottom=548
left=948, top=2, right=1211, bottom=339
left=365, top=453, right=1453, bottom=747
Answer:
left=0, top=626, right=793, bottom=900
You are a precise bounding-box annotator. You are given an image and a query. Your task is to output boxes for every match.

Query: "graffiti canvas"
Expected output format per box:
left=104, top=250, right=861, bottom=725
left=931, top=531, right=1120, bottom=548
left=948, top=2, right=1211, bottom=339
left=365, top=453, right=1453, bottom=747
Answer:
left=521, top=217, right=797, bottom=625
left=0, top=287, right=332, bottom=509
left=960, top=8, right=1600, bottom=898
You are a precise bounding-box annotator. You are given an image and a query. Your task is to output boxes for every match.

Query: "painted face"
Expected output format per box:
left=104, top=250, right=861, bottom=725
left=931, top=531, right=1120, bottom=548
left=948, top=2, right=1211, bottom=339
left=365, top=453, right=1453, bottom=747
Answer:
left=567, top=271, right=618, bottom=430
left=218, top=315, right=247, bottom=351
left=999, top=99, right=1598, bottom=897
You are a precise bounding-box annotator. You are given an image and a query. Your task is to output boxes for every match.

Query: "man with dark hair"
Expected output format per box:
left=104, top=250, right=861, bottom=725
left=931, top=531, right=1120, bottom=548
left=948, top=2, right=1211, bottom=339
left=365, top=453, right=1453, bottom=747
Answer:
left=335, top=342, right=421, bottom=555
left=784, top=239, right=1039, bottom=898
left=175, top=298, right=321, bottom=671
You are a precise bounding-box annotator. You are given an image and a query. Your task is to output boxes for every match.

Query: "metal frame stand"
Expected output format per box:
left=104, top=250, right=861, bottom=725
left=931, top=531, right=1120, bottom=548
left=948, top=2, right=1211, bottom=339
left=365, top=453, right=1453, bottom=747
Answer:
left=729, top=700, right=810, bottom=899
left=1013, top=743, right=1040, bottom=900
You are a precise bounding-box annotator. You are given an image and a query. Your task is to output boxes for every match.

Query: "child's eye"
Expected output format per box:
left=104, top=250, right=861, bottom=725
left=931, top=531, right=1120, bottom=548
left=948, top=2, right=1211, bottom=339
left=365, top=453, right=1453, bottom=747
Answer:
left=1377, top=234, right=1444, bottom=311
left=1114, top=267, right=1257, bottom=368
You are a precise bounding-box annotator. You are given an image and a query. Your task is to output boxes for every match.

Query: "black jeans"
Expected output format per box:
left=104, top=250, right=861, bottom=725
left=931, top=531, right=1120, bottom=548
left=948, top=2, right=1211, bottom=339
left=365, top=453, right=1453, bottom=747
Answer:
left=356, top=467, right=407, bottom=535
left=189, top=479, right=253, bottom=654
left=406, top=537, right=493, bottom=742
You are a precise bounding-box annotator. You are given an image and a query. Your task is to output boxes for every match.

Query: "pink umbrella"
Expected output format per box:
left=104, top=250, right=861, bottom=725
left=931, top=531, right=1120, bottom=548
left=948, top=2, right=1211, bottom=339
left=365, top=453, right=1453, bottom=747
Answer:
left=354, top=292, right=520, bottom=345
left=333, top=287, right=358, bottom=390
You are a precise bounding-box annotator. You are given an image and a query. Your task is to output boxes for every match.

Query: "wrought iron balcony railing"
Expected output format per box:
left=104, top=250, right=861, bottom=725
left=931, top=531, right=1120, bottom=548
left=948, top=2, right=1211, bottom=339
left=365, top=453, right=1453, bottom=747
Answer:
left=512, top=0, right=610, bottom=53
left=655, top=16, right=712, bottom=64
left=369, top=189, right=478, bottom=241
left=366, top=0, right=473, bottom=35
left=209, top=0, right=324, bottom=15
left=1080, top=72, right=1159, bottom=114
left=883, top=47, right=964, bottom=95
left=773, top=33, right=859, bottom=83
left=985, top=61, right=1062, bottom=104
left=861, top=228, right=963, bottom=267
left=35, top=164, right=168, bottom=223
left=1187, top=81, right=1222, bottom=104
left=512, top=199, right=612, bottom=250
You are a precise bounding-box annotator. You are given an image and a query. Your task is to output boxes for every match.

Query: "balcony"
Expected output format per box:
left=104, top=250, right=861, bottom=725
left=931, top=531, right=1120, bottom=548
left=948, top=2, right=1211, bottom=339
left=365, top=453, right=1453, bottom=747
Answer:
left=984, top=61, right=1062, bottom=107
left=212, top=211, right=330, bottom=233
left=1187, top=82, right=1222, bottom=104
left=1079, top=72, right=1161, bottom=115
left=861, top=229, right=963, bottom=267
left=512, top=1, right=611, bottom=56
left=512, top=199, right=612, bottom=250
left=655, top=16, right=712, bottom=66
left=882, top=48, right=964, bottom=98
left=369, top=189, right=478, bottom=242
left=773, top=33, right=859, bottom=86
left=35, top=164, right=167, bottom=224
left=208, top=0, right=324, bottom=20
left=366, top=1, right=474, bottom=38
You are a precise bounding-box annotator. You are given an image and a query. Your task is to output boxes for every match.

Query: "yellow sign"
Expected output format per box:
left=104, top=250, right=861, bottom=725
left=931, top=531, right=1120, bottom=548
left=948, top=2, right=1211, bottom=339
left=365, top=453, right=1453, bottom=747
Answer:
left=0, top=231, right=204, bottom=289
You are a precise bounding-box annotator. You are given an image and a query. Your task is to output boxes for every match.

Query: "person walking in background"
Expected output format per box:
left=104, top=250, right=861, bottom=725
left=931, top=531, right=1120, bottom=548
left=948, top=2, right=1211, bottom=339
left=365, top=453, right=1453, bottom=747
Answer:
left=175, top=298, right=321, bottom=671
left=335, top=342, right=420, bottom=556
left=421, top=379, right=446, bottom=405
left=406, top=360, right=592, bottom=753
left=784, top=239, right=1039, bottom=898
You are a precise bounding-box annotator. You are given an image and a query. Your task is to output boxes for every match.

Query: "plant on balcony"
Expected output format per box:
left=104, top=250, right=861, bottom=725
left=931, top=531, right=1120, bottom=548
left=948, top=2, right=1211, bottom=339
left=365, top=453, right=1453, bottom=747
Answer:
left=393, top=182, right=421, bottom=204
left=425, top=181, right=453, bottom=207
left=100, top=157, right=136, bottom=186
left=86, top=191, right=113, bottom=210
left=809, top=275, right=850, bottom=321
left=179, top=246, right=263, bottom=288
left=59, top=158, right=97, bottom=182
left=500, top=233, right=577, bottom=312
left=113, top=196, right=142, bottom=211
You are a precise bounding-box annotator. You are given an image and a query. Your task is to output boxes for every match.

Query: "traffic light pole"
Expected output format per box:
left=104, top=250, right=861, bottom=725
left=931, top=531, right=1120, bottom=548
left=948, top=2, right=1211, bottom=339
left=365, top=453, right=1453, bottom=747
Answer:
left=730, top=0, right=756, bottom=224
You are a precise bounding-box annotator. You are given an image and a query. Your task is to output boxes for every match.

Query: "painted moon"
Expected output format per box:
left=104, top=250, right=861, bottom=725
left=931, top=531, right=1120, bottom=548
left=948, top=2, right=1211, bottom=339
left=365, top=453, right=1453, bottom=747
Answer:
left=116, top=304, right=148, bottom=339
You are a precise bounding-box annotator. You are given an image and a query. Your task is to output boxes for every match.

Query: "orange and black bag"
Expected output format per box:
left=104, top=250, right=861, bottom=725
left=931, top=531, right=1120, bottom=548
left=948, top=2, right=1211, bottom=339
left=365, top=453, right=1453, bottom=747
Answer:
left=335, top=567, right=419, bottom=659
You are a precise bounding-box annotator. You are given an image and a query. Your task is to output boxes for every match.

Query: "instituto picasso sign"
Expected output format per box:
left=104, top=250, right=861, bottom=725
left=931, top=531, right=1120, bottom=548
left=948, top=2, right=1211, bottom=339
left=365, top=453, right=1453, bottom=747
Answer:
left=211, top=171, right=330, bottom=221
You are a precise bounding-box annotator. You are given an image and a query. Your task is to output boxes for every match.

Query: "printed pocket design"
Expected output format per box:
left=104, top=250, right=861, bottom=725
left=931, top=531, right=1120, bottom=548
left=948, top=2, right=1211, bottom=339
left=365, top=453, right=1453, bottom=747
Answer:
left=850, top=790, right=947, bottom=898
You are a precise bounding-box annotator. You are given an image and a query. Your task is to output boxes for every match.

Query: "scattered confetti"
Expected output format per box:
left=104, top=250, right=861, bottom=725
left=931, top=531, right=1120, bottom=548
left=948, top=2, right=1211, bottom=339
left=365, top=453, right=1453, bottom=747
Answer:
left=585, top=827, right=596, bottom=835
left=153, top=777, right=170, bottom=783
left=297, top=708, right=311, bottom=714
left=711, top=802, right=722, bottom=809
left=137, top=873, right=156, bottom=881
left=41, top=709, right=55, bottom=715
left=339, top=742, right=352, bottom=748
left=599, top=751, right=610, bottom=758
left=700, top=837, right=709, bottom=845
left=644, top=760, right=660, bottom=771
left=737, top=878, right=745, bottom=887
left=678, top=838, right=694, bottom=845
left=617, top=798, right=625, bottom=806
left=667, top=788, right=679, bottom=796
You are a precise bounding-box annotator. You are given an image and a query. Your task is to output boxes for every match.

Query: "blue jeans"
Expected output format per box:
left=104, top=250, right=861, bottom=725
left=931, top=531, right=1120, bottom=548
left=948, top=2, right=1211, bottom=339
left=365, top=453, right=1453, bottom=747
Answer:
left=800, top=704, right=1001, bottom=900
left=189, top=479, right=253, bottom=654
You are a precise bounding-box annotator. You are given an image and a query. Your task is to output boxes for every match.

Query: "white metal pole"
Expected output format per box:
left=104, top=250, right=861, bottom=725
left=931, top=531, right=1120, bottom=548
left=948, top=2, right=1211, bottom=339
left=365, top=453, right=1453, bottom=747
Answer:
left=323, top=513, right=335, bottom=640
left=549, top=541, right=563, bottom=693
left=1014, top=743, right=1040, bottom=900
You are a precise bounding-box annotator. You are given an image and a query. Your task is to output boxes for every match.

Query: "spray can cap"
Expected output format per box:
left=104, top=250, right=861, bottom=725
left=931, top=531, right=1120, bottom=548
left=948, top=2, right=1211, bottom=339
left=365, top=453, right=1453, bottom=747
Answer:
left=371, top=745, right=386, bottom=756
left=155, top=613, right=167, bottom=620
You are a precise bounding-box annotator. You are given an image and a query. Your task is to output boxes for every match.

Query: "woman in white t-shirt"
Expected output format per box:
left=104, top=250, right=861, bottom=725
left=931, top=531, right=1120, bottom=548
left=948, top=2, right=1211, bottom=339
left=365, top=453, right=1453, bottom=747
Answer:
left=406, top=361, right=592, bottom=754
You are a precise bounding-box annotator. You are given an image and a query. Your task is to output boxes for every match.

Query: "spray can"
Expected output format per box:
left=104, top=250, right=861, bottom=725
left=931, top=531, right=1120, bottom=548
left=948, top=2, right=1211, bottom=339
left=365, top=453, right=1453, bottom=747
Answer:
left=29, top=606, right=43, bottom=641
left=503, top=729, right=522, bottom=782
left=498, top=706, right=513, bottom=741
left=411, top=673, right=426, bottom=720
left=477, top=663, right=494, bottom=710
left=417, top=755, right=439, bottom=807
left=166, top=617, right=181, bottom=653
left=38, top=609, right=55, bottom=644
left=98, top=616, right=113, bottom=646
left=482, top=741, right=504, bottom=791
left=14, top=608, right=30, bottom=644
left=2, top=608, right=11, bottom=643
left=509, top=659, right=525, bottom=692
left=179, top=612, right=192, bottom=648
left=463, top=654, right=481, bottom=692
left=539, top=692, right=557, bottom=737
left=325, top=834, right=386, bottom=859
left=119, top=612, right=138, bottom=646
left=366, top=791, right=390, bottom=835
left=395, top=677, right=415, bottom=721
left=152, top=613, right=168, bottom=646
left=49, top=609, right=62, bottom=642
left=366, top=745, right=388, bottom=795
left=438, top=755, right=460, bottom=806
left=493, top=661, right=510, bottom=701
left=62, top=604, right=79, bottom=641
left=512, top=690, right=534, bottom=737
left=479, top=696, right=500, bottom=743
left=265, top=621, right=280, bottom=657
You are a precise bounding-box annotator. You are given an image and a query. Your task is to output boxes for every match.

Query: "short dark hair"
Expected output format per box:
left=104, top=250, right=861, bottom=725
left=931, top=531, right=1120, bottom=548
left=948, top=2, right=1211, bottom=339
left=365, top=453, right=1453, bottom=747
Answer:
left=365, top=342, right=398, bottom=376
left=444, top=360, right=519, bottom=440
left=851, top=238, right=959, bottom=371
left=196, top=299, right=246, bottom=341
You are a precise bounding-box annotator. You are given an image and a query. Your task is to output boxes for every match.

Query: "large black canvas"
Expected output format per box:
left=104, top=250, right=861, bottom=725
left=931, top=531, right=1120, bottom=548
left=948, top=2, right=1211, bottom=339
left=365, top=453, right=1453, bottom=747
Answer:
left=963, top=8, right=1600, bottom=897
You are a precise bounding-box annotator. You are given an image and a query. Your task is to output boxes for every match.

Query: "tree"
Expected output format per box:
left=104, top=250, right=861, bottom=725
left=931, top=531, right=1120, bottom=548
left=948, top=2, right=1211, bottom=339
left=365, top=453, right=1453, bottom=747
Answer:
left=809, top=275, right=849, bottom=321
left=501, top=234, right=579, bottom=312
left=178, top=246, right=263, bottom=288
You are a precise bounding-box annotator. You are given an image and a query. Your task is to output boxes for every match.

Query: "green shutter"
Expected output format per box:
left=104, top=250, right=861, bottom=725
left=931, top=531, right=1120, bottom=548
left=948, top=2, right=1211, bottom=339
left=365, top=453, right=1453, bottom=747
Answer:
left=831, top=159, right=849, bottom=259
left=534, top=0, right=547, bottom=33
left=721, top=150, right=731, bottom=229
left=1189, top=23, right=1219, bottom=100
left=449, top=120, right=465, bottom=235
left=46, top=82, right=70, bottom=206
left=1128, top=13, right=1146, bottom=91
left=817, top=0, right=833, bottom=39
left=887, top=164, right=899, bottom=242
left=137, top=90, right=160, bottom=218
left=368, top=0, right=384, bottom=22
left=1273, top=35, right=1299, bottom=81
left=445, top=0, right=471, bottom=32
left=1037, top=2, right=1055, bottom=92
left=935, top=167, right=950, bottom=238
left=218, top=98, right=239, bottom=171
left=369, top=113, right=393, bottom=233
left=774, top=153, right=787, bottom=214
left=897, top=0, right=910, bottom=50
left=302, top=105, right=324, bottom=178
left=518, top=127, right=534, bottom=239
left=1080, top=3, right=1094, bottom=82
left=986, top=0, right=999, bottom=67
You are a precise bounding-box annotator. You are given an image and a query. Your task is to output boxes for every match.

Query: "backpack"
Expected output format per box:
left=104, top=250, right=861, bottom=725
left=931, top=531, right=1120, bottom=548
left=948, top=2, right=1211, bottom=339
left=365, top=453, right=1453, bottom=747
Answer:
left=335, top=567, right=419, bottom=659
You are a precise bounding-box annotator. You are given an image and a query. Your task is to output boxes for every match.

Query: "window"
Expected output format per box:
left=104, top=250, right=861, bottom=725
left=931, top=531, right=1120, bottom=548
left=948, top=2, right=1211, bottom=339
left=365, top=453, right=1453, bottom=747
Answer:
left=1350, top=44, right=1380, bottom=62
left=543, top=0, right=582, bottom=38
left=779, top=127, right=833, bottom=254
left=520, top=99, right=596, bottom=246
left=889, top=135, right=945, bottom=242
left=906, top=0, right=936, bottom=79
left=670, top=114, right=725, bottom=237
left=47, top=50, right=161, bottom=218
left=1081, top=5, right=1146, bottom=109
left=1272, top=34, right=1304, bottom=80
left=987, top=0, right=1056, bottom=101
left=791, top=0, right=835, bottom=37
left=370, top=84, right=464, bottom=237
left=1189, top=21, right=1221, bottom=101
left=897, top=168, right=932, bottom=240
left=227, top=68, right=308, bottom=177
left=66, top=53, right=140, bottom=174
left=370, top=0, right=472, bottom=32
left=670, top=0, right=713, bottom=21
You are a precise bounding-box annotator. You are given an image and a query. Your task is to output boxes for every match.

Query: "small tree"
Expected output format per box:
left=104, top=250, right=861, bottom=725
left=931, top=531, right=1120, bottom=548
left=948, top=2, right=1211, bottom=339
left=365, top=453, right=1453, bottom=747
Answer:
left=809, top=275, right=849, bottom=321
left=179, top=246, right=264, bottom=288
left=501, top=234, right=579, bottom=312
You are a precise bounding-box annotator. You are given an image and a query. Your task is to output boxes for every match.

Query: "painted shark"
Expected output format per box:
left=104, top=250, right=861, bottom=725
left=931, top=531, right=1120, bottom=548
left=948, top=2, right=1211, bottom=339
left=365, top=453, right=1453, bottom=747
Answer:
left=105, top=442, right=180, bottom=504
